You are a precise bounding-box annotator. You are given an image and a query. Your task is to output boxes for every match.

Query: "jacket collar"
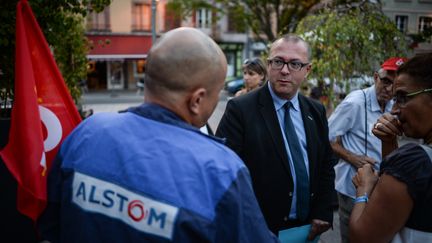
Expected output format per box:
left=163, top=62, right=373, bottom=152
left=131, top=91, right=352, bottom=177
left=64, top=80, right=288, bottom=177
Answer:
left=126, top=103, right=225, bottom=143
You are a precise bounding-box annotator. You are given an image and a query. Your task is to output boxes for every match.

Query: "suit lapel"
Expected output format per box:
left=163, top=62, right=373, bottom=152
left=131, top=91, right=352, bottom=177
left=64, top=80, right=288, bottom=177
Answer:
left=258, top=86, right=293, bottom=178
left=298, top=95, right=318, bottom=187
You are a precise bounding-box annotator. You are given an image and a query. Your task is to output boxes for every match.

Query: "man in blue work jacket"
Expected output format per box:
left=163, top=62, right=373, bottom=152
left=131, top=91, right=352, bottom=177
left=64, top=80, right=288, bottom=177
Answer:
left=38, top=27, right=279, bottom=243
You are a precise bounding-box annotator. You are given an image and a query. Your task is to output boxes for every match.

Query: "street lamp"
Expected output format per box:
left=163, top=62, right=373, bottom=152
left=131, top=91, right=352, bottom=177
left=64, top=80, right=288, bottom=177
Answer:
left=151, top=0, right=157, bottom=43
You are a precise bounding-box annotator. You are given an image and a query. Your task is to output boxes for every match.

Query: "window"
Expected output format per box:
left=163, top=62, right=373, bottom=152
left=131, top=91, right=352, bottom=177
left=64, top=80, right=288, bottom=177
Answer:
left=132, top=3, right=151, bottom=31
left=87, top=7, right=111, bottom=31
left=418, top=16, right=432, bottom=33
left=196, top=8, right=212, bottom=29
left=395, top=15, right=408, bottom=33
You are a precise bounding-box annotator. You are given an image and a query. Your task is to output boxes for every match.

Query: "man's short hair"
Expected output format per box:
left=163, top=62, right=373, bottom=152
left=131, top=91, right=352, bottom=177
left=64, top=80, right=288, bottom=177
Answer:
left=271, top=34, right=312, bottom=61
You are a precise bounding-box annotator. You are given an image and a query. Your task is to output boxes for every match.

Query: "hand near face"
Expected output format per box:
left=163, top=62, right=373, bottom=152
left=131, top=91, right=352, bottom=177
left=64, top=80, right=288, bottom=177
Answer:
left=372, top=113, right=402, bottom=142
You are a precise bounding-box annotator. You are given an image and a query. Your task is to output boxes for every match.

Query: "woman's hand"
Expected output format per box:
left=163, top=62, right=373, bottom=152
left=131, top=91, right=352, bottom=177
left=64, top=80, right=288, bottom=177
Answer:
left=373, top=113, right=402, bottom=158
left=352, top=164, right=379, bottom=196
left=372, top=113, right=402, bottom=143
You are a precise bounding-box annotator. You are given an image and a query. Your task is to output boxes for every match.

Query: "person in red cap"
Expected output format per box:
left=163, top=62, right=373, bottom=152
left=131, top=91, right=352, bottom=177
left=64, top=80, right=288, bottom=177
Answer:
left=327, top=56, right=407, bottom=243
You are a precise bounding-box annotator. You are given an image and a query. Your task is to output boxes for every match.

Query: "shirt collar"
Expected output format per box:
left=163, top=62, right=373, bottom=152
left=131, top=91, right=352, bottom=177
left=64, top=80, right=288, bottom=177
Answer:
left=267, top=81, right=300, bottom=111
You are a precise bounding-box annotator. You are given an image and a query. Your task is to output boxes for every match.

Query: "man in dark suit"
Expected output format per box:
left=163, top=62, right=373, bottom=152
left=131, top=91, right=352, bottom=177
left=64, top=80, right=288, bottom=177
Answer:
left=216, top=34, right=336, bottom=240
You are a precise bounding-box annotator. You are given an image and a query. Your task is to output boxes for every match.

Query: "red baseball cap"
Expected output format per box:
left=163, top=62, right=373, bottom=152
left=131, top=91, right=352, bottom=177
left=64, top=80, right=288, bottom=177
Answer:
left=381, top=57, right=408, bottom=71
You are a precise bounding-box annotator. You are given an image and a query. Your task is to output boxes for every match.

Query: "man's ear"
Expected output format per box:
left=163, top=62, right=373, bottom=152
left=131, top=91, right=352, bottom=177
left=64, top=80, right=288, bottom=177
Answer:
left=189, top=88, right=206, bottom=115
left=304, top=64, right=312, bottom=78
left=373, top=71, right=380, bottom=85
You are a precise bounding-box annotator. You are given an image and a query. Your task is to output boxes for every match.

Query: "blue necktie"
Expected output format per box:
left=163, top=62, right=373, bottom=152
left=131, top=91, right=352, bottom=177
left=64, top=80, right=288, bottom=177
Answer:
left=283, top=101, right=309, bottom=221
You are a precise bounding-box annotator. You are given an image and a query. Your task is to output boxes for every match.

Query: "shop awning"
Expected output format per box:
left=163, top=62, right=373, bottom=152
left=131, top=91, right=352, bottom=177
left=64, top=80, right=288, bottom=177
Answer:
left=86, top=34, right=153, bottom=60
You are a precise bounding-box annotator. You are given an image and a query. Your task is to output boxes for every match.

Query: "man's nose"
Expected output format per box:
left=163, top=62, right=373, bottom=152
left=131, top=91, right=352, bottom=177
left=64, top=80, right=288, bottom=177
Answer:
left=390, top=103, right=399, bottom=115
left=281, top=63, right=290, bottom=74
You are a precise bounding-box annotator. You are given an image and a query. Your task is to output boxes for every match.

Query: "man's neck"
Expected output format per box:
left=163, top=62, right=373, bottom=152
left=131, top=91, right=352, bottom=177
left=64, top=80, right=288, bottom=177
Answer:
left=378, top=100, right=388, bottom=113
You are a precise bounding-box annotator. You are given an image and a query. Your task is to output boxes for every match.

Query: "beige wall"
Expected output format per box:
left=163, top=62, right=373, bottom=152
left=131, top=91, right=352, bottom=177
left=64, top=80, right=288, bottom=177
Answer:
left=108, top=0, right=167, bottom=33
left=110, top=0, right=132, bottom=33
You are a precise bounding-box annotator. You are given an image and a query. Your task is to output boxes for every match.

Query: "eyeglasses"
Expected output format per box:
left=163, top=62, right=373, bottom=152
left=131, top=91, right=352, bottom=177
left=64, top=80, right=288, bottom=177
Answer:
left=267, top=58, right=309, bottom=72
left=392, top=88, right=432, bottom=107
left=378, top=76, right=393, bottom=86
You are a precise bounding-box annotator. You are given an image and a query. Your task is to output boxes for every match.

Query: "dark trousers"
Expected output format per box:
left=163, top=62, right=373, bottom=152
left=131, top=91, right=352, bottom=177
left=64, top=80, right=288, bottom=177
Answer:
left=338, top=192, right=354, bottom=243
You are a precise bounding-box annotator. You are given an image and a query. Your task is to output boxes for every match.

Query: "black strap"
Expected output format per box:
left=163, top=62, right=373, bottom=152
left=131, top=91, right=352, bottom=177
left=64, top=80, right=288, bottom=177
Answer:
left=361, top=89, right=367, bottom=156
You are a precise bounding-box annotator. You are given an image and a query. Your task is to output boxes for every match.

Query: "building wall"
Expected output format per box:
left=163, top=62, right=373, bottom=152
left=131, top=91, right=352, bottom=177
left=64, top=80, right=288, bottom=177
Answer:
left=382, top=0, right=432, bottom=54
left=110, top=0, right=132, bottom=33
left=383, top=0, right=432, bottom=34
left=86, top=0, right=169, bottom=91
left=86, top=0, right=258, bottom=90
left=108, top=0, right=167, bottom=33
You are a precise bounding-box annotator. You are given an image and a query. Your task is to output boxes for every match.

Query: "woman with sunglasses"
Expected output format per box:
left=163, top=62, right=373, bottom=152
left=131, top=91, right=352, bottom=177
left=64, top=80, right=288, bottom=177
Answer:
left=235, top=58, right=267, bottom=97
left=349, top=53, right=432, bottom=243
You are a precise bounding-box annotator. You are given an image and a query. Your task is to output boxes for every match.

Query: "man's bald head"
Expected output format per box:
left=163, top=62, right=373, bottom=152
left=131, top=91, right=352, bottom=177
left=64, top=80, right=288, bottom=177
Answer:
left=144, top=27, right=227, bottom=95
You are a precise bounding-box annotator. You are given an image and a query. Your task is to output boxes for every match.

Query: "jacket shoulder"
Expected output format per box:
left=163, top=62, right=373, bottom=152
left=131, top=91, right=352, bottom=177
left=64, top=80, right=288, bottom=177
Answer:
left=299, top=94, right=326, bottom=113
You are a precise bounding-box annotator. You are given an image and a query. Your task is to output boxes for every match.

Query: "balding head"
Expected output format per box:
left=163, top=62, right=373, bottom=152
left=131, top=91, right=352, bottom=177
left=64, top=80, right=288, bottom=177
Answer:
left=270, top=34, right=311, bottom=61
left=143, top=27, right=227, bottom=127
left=145, top=27, right=227, bottom=95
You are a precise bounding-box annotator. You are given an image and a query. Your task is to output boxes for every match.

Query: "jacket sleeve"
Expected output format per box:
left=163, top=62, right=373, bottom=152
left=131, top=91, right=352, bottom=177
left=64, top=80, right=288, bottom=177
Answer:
left=212, top=168, right=280, bottom=243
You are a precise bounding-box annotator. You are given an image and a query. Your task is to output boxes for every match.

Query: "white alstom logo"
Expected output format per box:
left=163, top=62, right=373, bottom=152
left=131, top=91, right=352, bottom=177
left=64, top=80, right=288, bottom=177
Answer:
left=72, top=172, right=178, bottom=239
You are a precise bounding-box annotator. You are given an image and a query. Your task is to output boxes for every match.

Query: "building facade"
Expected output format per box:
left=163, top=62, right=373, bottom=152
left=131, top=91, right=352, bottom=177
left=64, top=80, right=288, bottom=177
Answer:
left=86, top=0, right=171, bottom=91
left=382, top=0, right=432, bottom=54
left=85, top=0, right=432, bottom=91
left=85, top=0, right=260, bottom=91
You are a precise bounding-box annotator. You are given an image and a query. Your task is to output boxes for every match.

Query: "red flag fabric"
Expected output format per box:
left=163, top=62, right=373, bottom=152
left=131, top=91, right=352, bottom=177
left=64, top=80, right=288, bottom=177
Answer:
left=0, top=0, right=82, bottom=221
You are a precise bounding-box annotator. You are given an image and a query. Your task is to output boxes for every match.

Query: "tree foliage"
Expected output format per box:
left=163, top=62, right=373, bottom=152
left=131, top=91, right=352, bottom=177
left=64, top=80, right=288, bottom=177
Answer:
left=296, top=2, right=408, bottom=109
left=0, top=0, right=111, bottom=110
left=167, top=0, right=321, bottom=42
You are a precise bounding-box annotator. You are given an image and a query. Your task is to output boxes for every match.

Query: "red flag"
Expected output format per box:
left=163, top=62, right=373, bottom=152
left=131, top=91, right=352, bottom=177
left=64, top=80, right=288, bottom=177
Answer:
left=0, top=0, right=82, bottom=221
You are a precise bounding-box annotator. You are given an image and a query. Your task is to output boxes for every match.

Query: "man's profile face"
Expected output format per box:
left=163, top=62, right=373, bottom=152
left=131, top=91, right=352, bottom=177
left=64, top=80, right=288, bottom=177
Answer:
left=267, top=40, right=311, bottom=100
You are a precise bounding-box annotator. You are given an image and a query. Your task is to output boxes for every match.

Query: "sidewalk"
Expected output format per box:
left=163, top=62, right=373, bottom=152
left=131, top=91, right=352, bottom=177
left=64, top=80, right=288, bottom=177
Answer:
left=80, top=90, right=144, bottom=113
left=80, top=90, right=228, bottom=132
left=319, top=210, right=341, bottom=243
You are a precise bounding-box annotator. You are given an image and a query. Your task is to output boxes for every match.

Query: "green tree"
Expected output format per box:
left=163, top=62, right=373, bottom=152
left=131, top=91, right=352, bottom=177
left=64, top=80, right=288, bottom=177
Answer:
left=167, top=0, right=321, bottom=42
left=0, top=0, right=111, bottom=117
left=296, top=2, right=408, bottom=111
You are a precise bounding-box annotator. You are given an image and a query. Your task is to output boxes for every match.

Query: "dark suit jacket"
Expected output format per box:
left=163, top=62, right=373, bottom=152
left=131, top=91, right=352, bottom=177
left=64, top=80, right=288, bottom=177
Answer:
left=216, top=85, right=336, bottom=233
